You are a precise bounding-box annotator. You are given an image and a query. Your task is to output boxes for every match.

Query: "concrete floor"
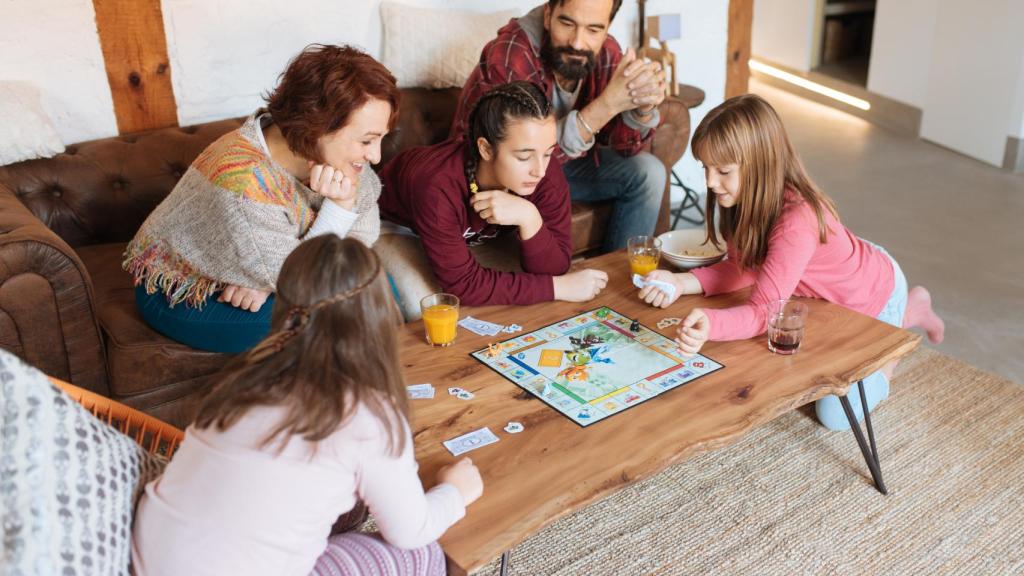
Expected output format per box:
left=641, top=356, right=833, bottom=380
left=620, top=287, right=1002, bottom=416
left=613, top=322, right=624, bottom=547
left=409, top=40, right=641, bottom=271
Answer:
left=679, top=80, right=1024, bottom=384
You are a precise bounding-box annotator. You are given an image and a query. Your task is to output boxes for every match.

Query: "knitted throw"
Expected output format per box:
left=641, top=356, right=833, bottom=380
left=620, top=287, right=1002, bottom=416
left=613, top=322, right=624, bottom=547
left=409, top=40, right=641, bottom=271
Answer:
left=123, top=113, right=382, bottom=308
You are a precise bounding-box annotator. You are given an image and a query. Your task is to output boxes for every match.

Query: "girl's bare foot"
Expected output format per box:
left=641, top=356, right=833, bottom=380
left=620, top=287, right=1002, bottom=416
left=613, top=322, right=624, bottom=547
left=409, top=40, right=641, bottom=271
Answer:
left=903, top=286, right=945, bottom=343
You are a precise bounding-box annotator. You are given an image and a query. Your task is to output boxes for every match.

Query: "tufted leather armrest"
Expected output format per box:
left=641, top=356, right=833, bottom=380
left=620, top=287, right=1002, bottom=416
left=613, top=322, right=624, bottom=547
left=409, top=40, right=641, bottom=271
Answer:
left=0, top=119, right=245, bottom=248
left=0, top=182, right=108, bottom=394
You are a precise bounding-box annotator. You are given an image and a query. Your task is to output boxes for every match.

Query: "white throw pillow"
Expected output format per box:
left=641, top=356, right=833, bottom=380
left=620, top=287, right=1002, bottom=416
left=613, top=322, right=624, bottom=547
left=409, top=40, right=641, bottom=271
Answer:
left=0, top=350, right=167, bottom=576
left=0, top=82, right=65, bottom=166
left=381, top=2, right=520, bottom=89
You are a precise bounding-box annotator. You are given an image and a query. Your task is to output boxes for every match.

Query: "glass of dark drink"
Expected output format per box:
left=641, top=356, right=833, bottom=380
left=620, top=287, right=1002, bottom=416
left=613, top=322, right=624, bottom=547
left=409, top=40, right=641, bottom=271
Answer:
left=767, top=299, right=808, bottom=355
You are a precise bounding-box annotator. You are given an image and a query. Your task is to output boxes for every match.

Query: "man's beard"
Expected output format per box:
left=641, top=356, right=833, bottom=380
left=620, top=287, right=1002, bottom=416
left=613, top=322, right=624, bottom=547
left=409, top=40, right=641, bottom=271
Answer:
left=541, top=35, right=596, bottom=81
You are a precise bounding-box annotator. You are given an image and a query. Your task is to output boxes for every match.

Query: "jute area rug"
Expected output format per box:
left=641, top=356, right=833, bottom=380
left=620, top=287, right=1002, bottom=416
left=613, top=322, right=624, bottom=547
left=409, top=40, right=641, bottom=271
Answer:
left=473, top=348, right=1024, bottom=575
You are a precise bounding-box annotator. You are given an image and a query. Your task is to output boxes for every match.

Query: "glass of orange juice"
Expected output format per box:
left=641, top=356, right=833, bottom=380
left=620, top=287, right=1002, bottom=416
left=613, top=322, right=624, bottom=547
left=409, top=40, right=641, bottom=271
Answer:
left=420, top=293, right=459, bottom=347
left=627, top=236, right=662, bottom=277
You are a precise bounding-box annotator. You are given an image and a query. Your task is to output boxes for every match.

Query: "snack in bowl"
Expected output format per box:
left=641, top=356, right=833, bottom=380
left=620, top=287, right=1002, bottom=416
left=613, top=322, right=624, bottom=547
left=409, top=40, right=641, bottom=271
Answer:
left=657, top=229, right=726, bottom=270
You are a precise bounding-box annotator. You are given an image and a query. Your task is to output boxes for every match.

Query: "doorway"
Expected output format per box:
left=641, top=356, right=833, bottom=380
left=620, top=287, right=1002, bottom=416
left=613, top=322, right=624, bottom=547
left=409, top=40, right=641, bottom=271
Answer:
left=812, top=0, right=876, bottom=86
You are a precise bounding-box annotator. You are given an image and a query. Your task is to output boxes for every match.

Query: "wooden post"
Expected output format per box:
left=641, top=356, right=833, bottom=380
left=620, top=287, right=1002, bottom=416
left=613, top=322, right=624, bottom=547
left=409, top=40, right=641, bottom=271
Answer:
left=93, top=0, right=178, bottom=134
left=726, top=0, right=753, bottom=98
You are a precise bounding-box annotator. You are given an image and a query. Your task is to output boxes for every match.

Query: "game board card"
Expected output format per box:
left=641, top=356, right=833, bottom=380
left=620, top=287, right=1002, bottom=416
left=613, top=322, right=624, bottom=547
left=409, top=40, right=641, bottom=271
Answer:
left=447, top=386, right=466, bottom=396
left=538, top=349, right=564, bottom=368
left=443, top=427, right=499, bottom=456
left=407, top=383, right=435, bottom=399
left=470, top=307, right=724, bottom=427
left=456, top=390, right=474, bottom=400
left=632, top=273, right=677, bottom=299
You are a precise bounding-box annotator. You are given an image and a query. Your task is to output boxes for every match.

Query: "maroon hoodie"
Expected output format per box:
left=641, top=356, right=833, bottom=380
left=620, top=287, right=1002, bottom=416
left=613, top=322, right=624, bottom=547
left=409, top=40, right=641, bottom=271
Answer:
left=378, top=138, right=572, bottom=306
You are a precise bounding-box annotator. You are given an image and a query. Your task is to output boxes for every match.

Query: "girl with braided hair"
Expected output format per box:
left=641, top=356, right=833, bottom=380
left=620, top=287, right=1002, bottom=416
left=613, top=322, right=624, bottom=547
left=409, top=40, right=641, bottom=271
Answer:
left=378, top=81, right=608, bottom=319
left=132, top=234, right=481, bottom=576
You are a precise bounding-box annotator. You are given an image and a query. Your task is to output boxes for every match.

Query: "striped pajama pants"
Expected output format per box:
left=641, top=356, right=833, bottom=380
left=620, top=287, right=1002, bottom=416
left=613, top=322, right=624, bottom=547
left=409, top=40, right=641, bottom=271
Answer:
left=309, top=503, right=446, bottom=576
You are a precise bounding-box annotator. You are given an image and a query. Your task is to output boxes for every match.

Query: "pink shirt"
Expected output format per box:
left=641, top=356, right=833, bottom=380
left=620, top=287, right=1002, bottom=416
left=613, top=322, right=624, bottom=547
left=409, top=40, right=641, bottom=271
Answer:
left=131, top=403, right=465, bottom=576
left=691, top=195, right=894, bottom=341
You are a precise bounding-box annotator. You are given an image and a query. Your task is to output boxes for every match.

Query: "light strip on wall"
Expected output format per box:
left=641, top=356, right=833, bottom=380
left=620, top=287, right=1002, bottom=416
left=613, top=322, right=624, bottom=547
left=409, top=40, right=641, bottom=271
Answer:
left=749, top=60, right=871, bottom=111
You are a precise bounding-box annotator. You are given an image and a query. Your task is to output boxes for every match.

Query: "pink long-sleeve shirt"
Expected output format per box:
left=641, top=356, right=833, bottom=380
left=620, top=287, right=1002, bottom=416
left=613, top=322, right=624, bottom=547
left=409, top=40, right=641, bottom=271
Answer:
left=691, top=194, right=894, bottom=341
left=131, top=403, right=465, bottom=576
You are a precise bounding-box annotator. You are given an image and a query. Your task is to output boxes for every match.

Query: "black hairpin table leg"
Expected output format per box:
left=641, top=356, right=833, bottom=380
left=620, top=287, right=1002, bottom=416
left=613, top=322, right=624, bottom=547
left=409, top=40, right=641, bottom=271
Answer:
left=500, top=551, right=511, bottom=576
left=839, top=379, right=888, bottom=494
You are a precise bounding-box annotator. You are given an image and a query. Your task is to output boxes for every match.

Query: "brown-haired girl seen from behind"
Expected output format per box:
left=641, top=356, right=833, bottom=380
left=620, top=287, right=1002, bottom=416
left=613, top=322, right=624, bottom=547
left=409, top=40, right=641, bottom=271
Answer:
left=131, top=235, right=482, bottom=576
left=124, top=44, right=399, bottom=354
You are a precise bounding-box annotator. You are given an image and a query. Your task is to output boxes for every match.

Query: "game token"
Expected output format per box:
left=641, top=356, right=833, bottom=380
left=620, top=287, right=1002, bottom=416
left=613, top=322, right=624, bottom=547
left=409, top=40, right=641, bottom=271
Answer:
left=595, top=308, right=610, bottom=318
left=456, top=390, right=474, bottom=400
left=630, top=320, right=640, bottom=332
left=503, top=421, right=524, bottom=434
left=486, top=343, right=500, bottom=358
left=448, top=386, right=466, bottom=396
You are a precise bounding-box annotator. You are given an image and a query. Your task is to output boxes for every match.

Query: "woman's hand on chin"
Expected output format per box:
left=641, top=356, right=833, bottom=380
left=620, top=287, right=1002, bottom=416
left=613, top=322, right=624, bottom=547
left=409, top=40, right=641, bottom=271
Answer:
left=308, top=162, right=359, bottom=211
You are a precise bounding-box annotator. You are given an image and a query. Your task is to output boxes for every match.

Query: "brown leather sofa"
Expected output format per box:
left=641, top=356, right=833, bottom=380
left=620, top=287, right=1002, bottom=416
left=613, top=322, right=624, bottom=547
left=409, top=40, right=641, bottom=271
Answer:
left=0, top=87, right=691, bottom=427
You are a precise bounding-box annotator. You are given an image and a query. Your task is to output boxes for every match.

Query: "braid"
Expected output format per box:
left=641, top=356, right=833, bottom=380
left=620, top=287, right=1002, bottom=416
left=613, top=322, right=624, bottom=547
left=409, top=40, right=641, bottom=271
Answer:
left=246, top=252, right=383, bottom=362
left=464, top=81, right=552, bottom=193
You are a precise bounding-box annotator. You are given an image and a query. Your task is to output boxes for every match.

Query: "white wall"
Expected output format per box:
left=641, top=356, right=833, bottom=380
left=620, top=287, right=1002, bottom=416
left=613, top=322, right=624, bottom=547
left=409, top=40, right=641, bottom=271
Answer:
left=645, top=0, right=728, bottom=193
left=866, top=0, right=936, bottom=109
left=919, top=0, right=1024, bottom=167
left=0, top=0, right=117, bottom=144
left=1, top=0, right=728, bottom=187
left=1012, top=25, right=1024, bottom=141
left=751, top=0, right=816, bottom=71
left=164, top=0, right=610, bottom=127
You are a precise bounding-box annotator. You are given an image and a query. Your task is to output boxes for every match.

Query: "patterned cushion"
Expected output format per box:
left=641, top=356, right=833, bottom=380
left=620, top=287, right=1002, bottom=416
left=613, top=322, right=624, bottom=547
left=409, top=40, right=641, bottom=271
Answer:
left=0, top=350, right=167, bottom=575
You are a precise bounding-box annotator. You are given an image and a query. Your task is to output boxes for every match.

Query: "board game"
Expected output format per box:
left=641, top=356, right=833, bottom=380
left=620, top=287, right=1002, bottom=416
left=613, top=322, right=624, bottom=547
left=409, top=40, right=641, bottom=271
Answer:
left=470, top=307, right=724, bottom=427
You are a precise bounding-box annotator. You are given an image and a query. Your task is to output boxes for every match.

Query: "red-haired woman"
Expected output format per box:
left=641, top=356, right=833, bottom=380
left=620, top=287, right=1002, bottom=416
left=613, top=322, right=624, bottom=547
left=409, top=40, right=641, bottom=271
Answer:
left=124, top=44, right=400, bottom=354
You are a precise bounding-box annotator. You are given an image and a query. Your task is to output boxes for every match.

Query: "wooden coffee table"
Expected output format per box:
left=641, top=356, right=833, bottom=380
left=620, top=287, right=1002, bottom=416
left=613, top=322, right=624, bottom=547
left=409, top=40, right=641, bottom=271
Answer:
left=399, top=251, right=920, bottom=575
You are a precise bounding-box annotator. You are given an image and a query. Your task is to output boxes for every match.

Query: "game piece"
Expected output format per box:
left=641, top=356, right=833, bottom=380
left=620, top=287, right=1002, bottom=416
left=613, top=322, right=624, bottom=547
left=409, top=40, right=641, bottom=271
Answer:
left=657, top=317, right=682, bottom=329
left=447, top=386, right=466, bottom=396
left=486, top=343, right=500, bottom=358
left=538, top=349, right=564, bottom=368
left=503, top=421, right=524, bottom=434
left=407, top=383, right=435, bottom=399
left=595, top=307, right=610, bottom=318
left=456, top=390, right=474, bottom=400
left=630, top=320, right=640, bottom=332
left=501, top=323, right=523, bottom=334
left=632, top=273, right=677, bottom=300
left=443, top=427, right=500, bottom=456
left=470, top=307, right=723, bottom=427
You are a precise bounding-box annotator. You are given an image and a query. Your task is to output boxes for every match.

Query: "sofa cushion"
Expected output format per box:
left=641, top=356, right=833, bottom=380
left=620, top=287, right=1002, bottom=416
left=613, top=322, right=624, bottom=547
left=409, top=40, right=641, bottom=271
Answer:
left=74, top=243, right=228, bottom=398
left=0, top=81, right=65, bottom=165
left=381, top=3, right=519, bottom=89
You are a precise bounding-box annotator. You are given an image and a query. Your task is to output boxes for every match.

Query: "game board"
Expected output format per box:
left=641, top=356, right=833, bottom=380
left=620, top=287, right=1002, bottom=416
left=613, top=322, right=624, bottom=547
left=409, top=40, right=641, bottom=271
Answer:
left=470, top=307, right=724, bottom=427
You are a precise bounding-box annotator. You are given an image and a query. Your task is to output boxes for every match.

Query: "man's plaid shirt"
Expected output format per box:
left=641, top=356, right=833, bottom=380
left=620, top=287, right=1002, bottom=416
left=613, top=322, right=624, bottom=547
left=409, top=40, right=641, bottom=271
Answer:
left=450, top=15, right=656, bottom=163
